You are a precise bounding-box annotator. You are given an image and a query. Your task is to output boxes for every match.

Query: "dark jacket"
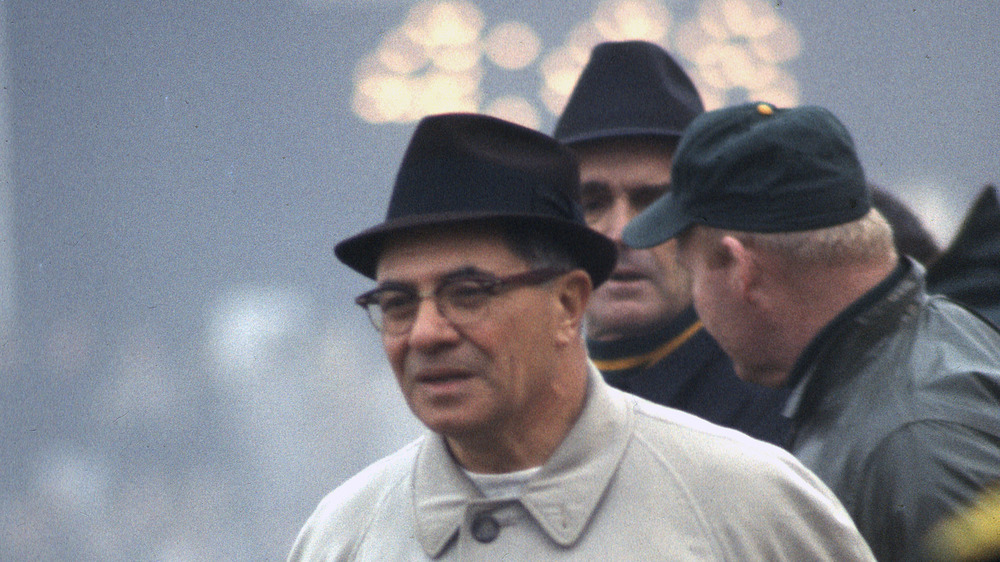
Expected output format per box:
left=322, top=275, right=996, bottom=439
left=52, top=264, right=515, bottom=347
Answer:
left=927, top=185, right=1000, bottom=327
left=587, top=306, right=790, bottom=446
left=784, top=258, right=1000, bottom=562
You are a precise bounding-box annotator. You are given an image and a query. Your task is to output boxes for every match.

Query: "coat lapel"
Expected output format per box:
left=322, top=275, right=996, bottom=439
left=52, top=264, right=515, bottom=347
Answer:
left=411, top=364, right=633, bottom=555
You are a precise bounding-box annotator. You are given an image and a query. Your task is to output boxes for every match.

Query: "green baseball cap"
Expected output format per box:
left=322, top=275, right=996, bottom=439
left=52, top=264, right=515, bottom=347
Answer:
left=623, top=102, right=871, bottom=248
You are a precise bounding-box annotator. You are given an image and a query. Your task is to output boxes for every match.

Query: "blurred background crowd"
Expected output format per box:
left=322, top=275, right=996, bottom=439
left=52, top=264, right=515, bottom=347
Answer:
left=1, top=0, right=997, bottom=559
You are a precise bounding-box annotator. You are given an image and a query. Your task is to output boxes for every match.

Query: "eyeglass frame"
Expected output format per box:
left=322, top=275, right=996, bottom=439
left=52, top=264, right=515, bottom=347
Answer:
left=354, top=266, right=570, bottom=335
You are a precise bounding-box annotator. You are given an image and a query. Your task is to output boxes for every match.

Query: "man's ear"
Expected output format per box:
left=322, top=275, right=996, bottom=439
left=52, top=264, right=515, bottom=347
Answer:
left=553, top=269, right=591, bottom=345
left=719, top=235, right=760, bottom=300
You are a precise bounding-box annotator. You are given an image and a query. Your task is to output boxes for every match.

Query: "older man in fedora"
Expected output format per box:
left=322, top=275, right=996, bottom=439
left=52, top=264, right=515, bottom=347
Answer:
left=624, top=102, right=1000, bottom=561
left=554, top=41, right=788, bottom=445
left=287, top=113, right=874, bottom=560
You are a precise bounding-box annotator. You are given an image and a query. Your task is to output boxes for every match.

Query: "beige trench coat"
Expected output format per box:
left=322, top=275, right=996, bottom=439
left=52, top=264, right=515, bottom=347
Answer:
left=288, top=365, right=874, bottom=561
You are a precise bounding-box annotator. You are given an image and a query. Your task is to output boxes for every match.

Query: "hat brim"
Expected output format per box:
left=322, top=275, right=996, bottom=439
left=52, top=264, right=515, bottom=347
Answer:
left=622, top=192, right=694, bottom=249
left=560, top=126, right=684, bottom=146
left=335, top=212, right=617, bottom=287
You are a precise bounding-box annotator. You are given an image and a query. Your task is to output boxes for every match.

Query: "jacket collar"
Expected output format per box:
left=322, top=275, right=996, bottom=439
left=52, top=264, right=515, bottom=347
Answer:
left=783, top=257, right=923, bottom=421
left=411, top=363, right=632, bottom=557
left=587, top=306, right=703, bottom=373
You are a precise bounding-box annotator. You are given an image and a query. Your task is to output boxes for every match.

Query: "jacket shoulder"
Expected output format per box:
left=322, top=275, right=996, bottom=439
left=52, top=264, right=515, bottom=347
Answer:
left=910, top=297, right=1000, bottom=407
left=287, top=437, right=423, bottom=561
left=623, top=396, right=872, bottom=559
left=630, top=396, right=798, bottom=474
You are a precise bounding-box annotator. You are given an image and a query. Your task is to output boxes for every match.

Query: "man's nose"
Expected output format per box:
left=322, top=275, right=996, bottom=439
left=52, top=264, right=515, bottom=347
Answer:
left=603, top=199, right=633, bottom=243
left=406, top=297, right=461, bottom=349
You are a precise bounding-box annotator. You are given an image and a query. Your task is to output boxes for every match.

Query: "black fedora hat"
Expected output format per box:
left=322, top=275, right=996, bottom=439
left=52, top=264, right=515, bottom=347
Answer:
left=554, top=40, right=704, bottom=145
left=335, top=113, right=617, bottom=286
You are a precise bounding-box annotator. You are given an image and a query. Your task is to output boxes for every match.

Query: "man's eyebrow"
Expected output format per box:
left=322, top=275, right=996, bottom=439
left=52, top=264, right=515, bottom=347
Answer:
left=371, top=280, right=414, bottom=292
left=376, top=266, right=488, bottom=290
left=439, top=266, right=490, bottom=282
left=580, top=180, right=671, bottom=194
left=633, top=182, right=671, bottom=193
left=580, top=180, right=611, bottom=193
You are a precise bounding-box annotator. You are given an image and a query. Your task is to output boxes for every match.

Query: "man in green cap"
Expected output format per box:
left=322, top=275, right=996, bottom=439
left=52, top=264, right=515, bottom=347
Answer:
left=624, top=101, right=1000, bottom=561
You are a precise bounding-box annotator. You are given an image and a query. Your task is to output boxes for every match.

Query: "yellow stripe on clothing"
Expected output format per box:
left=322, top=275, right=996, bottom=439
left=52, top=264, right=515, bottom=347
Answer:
left=592, top=320, right=703, bottom=372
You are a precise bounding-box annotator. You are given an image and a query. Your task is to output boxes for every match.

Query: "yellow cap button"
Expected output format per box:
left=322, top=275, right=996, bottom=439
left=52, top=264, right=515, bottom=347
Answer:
left=756, top=103, right=774, bottom=116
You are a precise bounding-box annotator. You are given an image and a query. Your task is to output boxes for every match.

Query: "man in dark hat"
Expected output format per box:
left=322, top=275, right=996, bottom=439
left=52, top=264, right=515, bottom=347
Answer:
left=288, top=113, right=875, bottom=560
left=553, top=40, right=788, bottom=445
left=624, top=101, right=1000, bottom=561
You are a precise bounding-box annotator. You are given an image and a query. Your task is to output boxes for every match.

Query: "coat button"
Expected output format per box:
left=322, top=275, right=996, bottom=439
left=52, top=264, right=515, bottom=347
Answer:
left=471, top=513, right=500, bottom=543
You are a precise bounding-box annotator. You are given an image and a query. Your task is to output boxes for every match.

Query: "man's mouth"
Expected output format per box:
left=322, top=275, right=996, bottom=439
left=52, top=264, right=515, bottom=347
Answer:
left=608, top=267, right=646, bottom=282
left=413, top=367, right=474, bottom=386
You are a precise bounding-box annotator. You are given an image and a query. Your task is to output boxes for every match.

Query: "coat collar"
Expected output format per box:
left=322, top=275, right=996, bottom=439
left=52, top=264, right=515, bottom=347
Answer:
left=587, top=306, right=702, bottom=373
left=411, top=363, right=632, bottom=557
left=783, top=257, right=923, bottom=421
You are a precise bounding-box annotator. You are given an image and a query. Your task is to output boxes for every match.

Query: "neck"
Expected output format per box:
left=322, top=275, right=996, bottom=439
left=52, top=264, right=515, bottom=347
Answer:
left=770, top=255, right=899, bottom=383
left=784, top=256, right=909, bottom=390
left=446, top=352, right=589, bottom=474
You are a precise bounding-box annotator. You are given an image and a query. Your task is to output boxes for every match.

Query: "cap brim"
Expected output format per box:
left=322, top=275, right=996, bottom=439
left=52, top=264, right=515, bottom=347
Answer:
left=622, top=192, right=693, bottom=248
left=335, top=213, right=617, bottom=288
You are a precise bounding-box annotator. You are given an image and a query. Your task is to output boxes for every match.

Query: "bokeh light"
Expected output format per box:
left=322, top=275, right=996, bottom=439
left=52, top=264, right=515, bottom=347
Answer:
left=351, top=1, right=497, bottom=124
left=483, top=95, right=540, bottom=129
left=592, top=0, right=671, bottom=42
left=674, top=0, right=801, bottom=108
left=352, top=0, right=803, bottom=125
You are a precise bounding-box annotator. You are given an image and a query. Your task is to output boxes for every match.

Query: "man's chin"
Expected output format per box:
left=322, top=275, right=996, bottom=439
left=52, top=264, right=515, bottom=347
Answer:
left=731, top=363, right=785, bottom=388
left=585, top=306, right=661, bottom=342
left=589, top=286, right=655, bottom=313
left=596, top=277, right=651, bottom=298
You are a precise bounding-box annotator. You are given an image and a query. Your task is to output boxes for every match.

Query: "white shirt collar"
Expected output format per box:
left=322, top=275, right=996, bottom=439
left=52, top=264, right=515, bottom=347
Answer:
left=411, top=363, right=632, bottom=556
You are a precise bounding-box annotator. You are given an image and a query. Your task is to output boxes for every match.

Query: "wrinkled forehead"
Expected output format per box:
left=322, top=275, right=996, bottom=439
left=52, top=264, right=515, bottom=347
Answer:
left=374, top=224, right=525, bottom=283
left=573, top=137, right=676, bottom=192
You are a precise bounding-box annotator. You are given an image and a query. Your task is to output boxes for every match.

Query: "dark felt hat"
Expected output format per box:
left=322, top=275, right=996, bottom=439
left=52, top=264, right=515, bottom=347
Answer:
left=623, top=102, right=871, bottom=248
left=335, top=113, right=617, bottom=286
left=553, top=40, right=704, bottom=145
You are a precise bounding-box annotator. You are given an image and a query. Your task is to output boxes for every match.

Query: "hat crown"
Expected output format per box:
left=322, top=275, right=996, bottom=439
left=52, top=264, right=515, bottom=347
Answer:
left=334, top=113, right=617, bottom=285
left=671, top=103, right=868, bottom=232
left=554, top=40, right=704, bottom=144
left=387, top=113, right=581, bottom=223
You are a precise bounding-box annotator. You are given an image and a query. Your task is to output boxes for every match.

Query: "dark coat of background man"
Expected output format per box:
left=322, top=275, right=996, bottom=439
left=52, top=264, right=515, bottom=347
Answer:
left=288, top=113, right=875, bottom=560
left=873, top=182, right=1000, bottom=329
left=624, top=102, right=1000, bottom=562
left=552, top=41, right=788, bottom=445
left=925, top=184, right=1000, bottom=327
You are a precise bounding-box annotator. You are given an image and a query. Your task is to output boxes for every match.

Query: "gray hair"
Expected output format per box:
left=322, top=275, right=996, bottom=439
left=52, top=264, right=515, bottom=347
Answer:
left=721, top=208, right=897, bottom=266
left=499, top=222, right=580, bottom=272
left=699, top=209, right=896, bottom=267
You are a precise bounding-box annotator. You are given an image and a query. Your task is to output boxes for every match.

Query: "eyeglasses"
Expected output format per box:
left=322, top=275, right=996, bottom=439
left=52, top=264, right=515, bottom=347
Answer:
left=355, top=267, right=568, bottom=335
